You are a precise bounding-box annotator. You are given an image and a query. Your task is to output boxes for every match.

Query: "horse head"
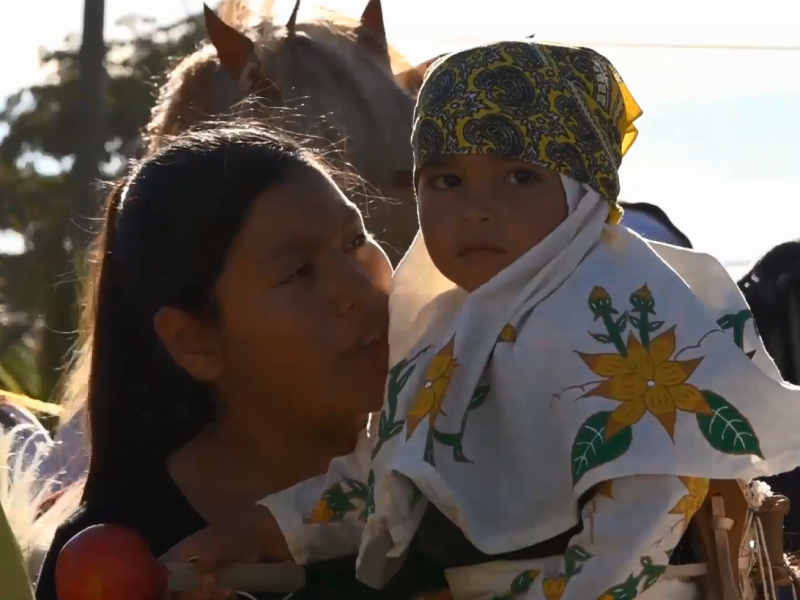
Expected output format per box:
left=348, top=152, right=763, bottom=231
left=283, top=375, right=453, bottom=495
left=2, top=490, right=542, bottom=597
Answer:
left=147, top=0, right=434, bottom=261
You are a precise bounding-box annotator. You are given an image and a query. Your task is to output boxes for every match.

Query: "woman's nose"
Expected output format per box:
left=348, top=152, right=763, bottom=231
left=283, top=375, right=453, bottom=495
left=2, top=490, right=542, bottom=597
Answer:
left=331, top=254, right=378, bottom=315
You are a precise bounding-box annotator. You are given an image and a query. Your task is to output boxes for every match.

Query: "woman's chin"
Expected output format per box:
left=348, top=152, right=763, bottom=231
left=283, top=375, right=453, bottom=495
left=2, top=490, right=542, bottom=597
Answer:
left=350, top=392, right=386, bottom=421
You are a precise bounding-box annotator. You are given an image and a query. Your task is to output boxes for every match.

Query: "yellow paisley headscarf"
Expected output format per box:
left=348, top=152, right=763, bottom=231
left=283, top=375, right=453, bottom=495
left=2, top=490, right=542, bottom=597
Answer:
left=412, top=40, right=642, bottom=224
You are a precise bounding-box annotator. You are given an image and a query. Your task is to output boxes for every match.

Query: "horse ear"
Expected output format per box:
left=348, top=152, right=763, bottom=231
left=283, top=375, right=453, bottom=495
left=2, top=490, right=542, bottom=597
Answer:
left=396, top=55, right=441, bottom=98
left=286, top=0, right=300, bottom=35
left=204, top=4, right=256, bottom=74
left=204, top=4, right=283, bottom=106
left=357, top=0, right=388, bottom=56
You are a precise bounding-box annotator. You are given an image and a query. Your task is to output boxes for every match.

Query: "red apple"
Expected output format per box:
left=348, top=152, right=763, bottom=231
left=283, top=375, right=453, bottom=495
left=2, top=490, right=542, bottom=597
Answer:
left=55, top=524, right=168, bottom=600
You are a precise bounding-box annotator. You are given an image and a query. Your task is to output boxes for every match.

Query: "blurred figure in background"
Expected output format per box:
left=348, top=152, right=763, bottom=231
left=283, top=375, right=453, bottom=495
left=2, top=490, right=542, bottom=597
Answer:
left=619, top=201, right=693, bottom=249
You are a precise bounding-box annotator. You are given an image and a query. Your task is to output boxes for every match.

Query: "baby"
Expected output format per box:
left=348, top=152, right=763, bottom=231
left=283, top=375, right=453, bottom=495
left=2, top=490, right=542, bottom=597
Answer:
left=355, top=40, right=800, bottom=600
left=171, top=40, right=800, bottom=600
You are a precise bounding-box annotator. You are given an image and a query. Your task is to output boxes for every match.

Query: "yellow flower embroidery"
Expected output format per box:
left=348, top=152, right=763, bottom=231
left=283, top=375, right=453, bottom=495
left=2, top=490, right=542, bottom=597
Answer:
left=542, top=576, right=567, bottom=600
left=304, top=499, right=335, bottom=524
left=497, top=324, right=517, bottom=343
left=589, top=286, right=611, bottom=303
left=630, top=283, right=653, bottom=303
left=669, top=476, right=709, bottom=533
left=578, top=327, right=711, bottom=440
left=406, top=336, right=458, bottom=439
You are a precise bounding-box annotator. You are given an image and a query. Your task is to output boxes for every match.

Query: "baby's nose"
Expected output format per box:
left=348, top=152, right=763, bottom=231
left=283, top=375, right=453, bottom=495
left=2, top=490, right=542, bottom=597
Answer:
left=460, top=203, right=494, bottom=224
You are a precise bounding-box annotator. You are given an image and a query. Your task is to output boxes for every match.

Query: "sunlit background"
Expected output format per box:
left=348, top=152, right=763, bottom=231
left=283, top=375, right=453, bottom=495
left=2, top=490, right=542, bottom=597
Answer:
left=2, top=0, right=798, bottom=278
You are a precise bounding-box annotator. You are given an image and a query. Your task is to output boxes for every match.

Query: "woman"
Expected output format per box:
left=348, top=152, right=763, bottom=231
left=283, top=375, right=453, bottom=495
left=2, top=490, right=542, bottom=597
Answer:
left=35, top=123, right=442, bottom=600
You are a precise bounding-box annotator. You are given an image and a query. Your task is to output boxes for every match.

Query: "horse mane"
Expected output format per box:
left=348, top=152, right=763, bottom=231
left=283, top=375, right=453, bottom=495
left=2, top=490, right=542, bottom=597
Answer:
left=219, top=0, right=410, bottom=72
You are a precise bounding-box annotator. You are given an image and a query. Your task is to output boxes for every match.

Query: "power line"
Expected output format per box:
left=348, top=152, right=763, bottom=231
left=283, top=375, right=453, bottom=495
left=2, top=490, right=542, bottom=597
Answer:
left=557, top=40, right=800, bottom=51
left=436, top=36, right=800, bottom=56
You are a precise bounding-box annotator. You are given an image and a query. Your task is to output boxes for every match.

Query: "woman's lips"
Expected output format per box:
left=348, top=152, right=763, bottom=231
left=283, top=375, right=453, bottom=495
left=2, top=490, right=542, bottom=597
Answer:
left=352, top=329, right=389, bottom=353
left=456, top=245, right=506, bottom=258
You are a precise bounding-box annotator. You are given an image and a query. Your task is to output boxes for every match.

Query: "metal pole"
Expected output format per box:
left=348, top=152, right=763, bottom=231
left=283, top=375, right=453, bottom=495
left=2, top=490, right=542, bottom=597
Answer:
left=38, top=0, right=106, bottom=400
left=72, top=0, right=106, bottom=248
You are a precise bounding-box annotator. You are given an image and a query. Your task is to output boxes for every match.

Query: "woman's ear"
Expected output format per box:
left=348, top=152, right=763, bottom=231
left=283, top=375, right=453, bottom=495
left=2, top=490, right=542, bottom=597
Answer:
left=153, top=307, right=223, bottom=382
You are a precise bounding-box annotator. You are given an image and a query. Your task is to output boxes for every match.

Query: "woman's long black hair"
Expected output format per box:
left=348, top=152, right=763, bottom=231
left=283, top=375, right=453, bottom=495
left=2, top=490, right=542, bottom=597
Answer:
left=79, top=122, right=317, bottom=497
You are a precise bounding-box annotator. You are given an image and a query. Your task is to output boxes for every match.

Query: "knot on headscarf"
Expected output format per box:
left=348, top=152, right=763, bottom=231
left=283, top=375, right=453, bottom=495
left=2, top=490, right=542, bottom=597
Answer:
left=411, top=40, right=643, bottom=225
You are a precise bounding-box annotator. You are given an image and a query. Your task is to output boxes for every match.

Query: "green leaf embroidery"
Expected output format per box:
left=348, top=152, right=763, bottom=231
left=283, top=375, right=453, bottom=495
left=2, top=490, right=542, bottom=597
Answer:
left=599, top=573, right=641, bottom=599
left=453, top=445, right=473, bottom=463
left=428, top=382, right=491, bottom=464
left=716, top=314, right=734, bottom=330
left=310, top=476, right=374, bottom=523
left=595, top=555, right=667, bottom=598
left=571, top=411, right=633, bottom=486
left=373, top=347, right=430, bottom=458
left=432, top=429, right=461, bottom=446
left=468, top=384, right=491, bottom=411
left=509, top=570, right=540, bottom=595
left=342, top=476, right=369, bottom=500
left=639, top=556, right=666, bottom=592
left=716, top=309, right=754, bottom=351
left=322, top=482, right=358, bottom=515
left=564, top=544, right=595, bottom=580
left=590, top=332, right=613, bottom=344
left=423, top=430, right=435, bottom=466
left=387, top=422, right=404, bottom=438
left=696, top=390, right=764, bottom=458
left=362, top=470, right=375, bottom=520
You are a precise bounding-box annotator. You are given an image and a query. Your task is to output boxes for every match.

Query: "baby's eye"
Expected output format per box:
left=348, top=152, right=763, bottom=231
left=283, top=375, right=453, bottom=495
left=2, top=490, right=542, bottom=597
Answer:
left=506, top=169, right=540, bottom=185
left=430, top=174, right=462, bottom=190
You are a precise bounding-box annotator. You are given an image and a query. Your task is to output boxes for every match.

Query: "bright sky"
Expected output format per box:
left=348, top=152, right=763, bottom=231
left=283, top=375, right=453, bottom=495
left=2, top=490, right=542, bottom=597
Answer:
left=1, top=0, right=798, bottom=276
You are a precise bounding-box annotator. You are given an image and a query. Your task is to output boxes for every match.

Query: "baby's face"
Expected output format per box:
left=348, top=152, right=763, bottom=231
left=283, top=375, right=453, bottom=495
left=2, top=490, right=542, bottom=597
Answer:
left=417, top=155, right=568, bottom=292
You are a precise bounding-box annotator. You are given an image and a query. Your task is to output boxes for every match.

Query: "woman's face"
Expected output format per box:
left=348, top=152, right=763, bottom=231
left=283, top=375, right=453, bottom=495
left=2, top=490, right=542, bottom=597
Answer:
left=211, top=165, right=392, bottom=436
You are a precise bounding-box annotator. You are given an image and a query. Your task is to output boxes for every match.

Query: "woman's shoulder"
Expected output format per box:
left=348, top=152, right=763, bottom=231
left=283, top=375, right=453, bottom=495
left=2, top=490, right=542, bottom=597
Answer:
left=35, top=464, right=206, bottom=600
left=34, top=498, right=136, bottom=600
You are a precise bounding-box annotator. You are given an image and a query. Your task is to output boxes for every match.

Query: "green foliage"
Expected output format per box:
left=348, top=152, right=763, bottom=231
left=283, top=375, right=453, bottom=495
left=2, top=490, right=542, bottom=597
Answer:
left=0, top=13, right=206, bottom=403
left=1, top=14, right=205, bottom=168
left=0, top=503, right=34, bottom=600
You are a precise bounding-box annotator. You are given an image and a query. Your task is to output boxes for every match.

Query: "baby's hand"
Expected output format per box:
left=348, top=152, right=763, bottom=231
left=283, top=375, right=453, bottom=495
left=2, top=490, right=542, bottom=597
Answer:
left=160, top=505, right=292, bottom=596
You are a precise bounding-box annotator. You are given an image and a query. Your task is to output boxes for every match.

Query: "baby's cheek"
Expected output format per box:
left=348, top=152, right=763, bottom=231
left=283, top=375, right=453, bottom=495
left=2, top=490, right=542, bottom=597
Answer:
left=420, top=219, right=457, bottom=271
left=510, top=208, right=566, bottom=254
left=426, top=239, right=460, bottom=284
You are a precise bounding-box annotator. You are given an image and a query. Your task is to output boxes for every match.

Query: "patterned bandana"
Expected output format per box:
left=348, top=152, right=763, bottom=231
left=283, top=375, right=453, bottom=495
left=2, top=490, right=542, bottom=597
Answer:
left=412, top=40, right=642, bottom=224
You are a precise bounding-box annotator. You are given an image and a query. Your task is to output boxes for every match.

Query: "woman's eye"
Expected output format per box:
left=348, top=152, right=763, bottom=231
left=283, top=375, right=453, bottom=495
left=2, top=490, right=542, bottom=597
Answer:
left=507, top=169, right=540, bottom=185
left=280, top=262, right=314, bottom=285
left=430, top=173, right=461, bottom=190
left=349, top=232, right=368, bottom=249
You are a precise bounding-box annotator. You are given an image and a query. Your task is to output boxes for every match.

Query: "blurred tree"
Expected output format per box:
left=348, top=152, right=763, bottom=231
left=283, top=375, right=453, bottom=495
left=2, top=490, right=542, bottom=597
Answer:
left=0, top=13, right=206, bottom=403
